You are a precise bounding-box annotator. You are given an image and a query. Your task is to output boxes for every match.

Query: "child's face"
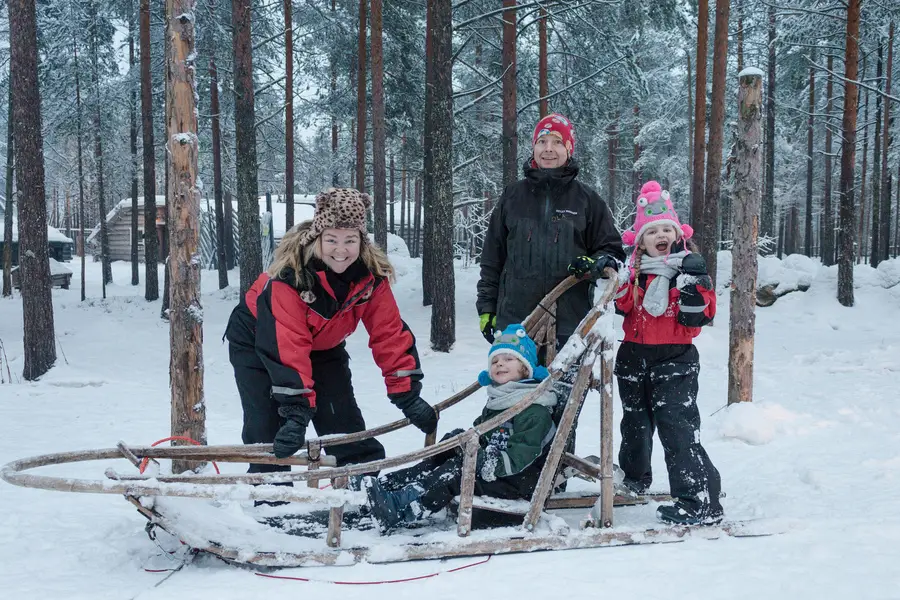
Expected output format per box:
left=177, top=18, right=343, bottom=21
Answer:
left=533, top=135, right=567, bottom=169
left=639, top=224, right=678, bottom=257
left=318, top=228, right=361, bottom=273
left=490, top=353, right=528, bottom=384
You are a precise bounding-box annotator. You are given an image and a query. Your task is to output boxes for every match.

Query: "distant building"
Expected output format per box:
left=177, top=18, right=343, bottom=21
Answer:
left=0, top=199, right=76, bottom=265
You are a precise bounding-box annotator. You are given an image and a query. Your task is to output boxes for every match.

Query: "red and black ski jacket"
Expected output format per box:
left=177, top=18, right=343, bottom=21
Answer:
left=226, top=262, right=422, bottom=411
left=615, top=272, right=716, bottom=345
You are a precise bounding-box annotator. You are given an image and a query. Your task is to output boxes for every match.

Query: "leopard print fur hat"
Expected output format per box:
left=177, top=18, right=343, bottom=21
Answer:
left=297, top=187, right=371, bottom=246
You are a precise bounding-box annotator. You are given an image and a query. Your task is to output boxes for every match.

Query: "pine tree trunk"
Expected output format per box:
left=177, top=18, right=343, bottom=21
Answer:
left=690, top=0, right=709, bottom=225
left=776, top=209, right=784, bottom=258
left=894, top=163, right=900, bottom=257
left=74, top=32, right=87, bottom=302
left=858, top=57, right=869, bottom=263
left=209, top=52, right=228, bottom=289
left=837, top=0, right=861, bottom=307
left=763, top=2, right=776, bottom=250
left=90, top=0, right=111, bottom=293
left=422, top=8, right=434, bottom=306
left=400, top=135, right=407, bottom=240
left=728, top=70, right=762, bottom=405
left=284, top=0, right=294, bottom=230
left=330, top=0, right=339, bottom=186
left=166, top=0, right=206, bottom=473
left=538, top=8, right=548, bottom=118
left=10, top=0, right=56, bottom=379
left=2, top=84, right=13, bottom=298
left=702, top=0, right=730, bottom=287
left=371, top=0, right=387, bottom=250
left=805, top=61, right=814, bottom=256
left=501, top=0, right=517, bottom=187
left=141, top=0, right=159, bottom=301
left=130, top=4, right=140, bottom=286
left=823, top=55, right=835, bottom=266
left=736, top=0, right=743, bottom=73
left=870, top=47, right=883, bottom=267
left=356, top=0, right=367, bottom=194
left=425, top=0, right=455, bottom=351
left=232, top=0, right=262, bottom=294
left=878, top=22, right=894, bottom=264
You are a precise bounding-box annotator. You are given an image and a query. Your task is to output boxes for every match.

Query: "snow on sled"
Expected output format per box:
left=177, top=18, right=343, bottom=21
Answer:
left=1, top=274, right=778, bottom=568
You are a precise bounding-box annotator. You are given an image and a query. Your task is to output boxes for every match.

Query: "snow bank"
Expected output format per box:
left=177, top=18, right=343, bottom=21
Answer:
left=715, top=401, right=802, bottom=446
left=876, top=257, right=900, bottom=289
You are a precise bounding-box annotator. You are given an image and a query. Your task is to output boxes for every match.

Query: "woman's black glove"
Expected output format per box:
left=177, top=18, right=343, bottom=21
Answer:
left=273, top=405, right=313, bottom=458
left=396, top=396, right=438, bottom=434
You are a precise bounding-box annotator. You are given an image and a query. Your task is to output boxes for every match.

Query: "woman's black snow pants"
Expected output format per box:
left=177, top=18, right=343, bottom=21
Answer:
left=614, top=342, right=722, bottom=512
left=229, top=341, right=386, bottom=472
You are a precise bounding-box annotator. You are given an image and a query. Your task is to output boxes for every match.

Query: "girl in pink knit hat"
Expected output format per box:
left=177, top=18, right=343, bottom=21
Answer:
left=613, top=180, right=723, bottom=526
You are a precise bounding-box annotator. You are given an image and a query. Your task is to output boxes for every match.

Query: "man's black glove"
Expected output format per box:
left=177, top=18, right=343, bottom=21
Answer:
left=273, top=404, right=313, bottom=458
left=681, top=253, right=709, bottom=276
left=396, top=395, right=438, bottom=434
left=567, top=254, right=619, bottom=281
left=479, top=313, right=496, bottom=343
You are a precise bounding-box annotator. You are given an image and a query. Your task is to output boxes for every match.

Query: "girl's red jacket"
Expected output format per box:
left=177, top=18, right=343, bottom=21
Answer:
left=614, top=273, right=716, bottom=345
left=226, top=268, right=422, bottom=409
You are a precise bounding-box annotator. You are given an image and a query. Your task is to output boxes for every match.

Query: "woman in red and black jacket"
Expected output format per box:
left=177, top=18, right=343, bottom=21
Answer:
left=614, top=181, right=723, bottom=527
left=225, top=188, right=436, bottom=472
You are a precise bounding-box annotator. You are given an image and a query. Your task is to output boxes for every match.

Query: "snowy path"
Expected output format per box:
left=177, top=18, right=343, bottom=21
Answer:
left=1, top=253, right=899, bottom=599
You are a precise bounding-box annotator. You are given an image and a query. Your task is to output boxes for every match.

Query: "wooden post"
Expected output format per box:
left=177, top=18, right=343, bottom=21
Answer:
left=728, top=68, right=763, bottom=405
left=166, top=0, right=205, bottom=473
left=456, top=435, right=479, bottom=537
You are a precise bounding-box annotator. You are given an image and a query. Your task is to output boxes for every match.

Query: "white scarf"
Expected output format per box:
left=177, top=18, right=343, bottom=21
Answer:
left=636, top=251, right=687, bottom=317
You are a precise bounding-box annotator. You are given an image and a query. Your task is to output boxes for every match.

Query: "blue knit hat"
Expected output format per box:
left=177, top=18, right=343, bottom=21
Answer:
left=478, top=324, right=550, bottom=386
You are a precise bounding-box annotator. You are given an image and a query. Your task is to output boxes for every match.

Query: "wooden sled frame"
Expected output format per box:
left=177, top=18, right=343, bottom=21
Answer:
left=4, top=272, right=748, bottom=567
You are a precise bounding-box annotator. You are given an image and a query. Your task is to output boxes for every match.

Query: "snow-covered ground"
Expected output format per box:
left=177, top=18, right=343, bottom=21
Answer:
left=1, top=248, right=899, bottom=599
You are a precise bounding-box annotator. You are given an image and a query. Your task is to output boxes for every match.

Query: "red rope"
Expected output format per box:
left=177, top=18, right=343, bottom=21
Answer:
left=253, top=555, right=491, bottom=585
left=138, top=436, right=220, bottom=475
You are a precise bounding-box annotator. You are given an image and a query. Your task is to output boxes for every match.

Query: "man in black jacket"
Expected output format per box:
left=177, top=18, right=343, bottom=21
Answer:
left=477, top=114, right=625, bottom=349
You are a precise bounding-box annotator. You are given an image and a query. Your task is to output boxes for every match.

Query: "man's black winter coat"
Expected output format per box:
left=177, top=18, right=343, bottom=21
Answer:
left=476, top=159, right=625, bottom=337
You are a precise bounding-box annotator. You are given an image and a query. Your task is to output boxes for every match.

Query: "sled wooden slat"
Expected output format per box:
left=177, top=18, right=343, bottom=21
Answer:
left=327, top=476, right=346, bottom=548
left=598, top=335, right=615, bottom=527
left=523, top=359, right=594, bottom=531
left=456, top=435, right=480, bottom=537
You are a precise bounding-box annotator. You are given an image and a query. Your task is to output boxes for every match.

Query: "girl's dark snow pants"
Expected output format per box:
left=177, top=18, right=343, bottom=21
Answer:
left=614, top=341, right=722, bottom=512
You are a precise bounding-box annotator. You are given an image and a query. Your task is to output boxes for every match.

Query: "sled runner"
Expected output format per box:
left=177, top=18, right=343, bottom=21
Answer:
left=1, top=272, right=771, bottom=568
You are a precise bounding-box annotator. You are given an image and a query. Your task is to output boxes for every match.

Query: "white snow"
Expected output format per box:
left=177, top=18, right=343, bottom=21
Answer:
left=0, top=219, right=74, bottom=244
left=738, top=66, right=765, bottom=78
left=1, top=253, right=899, bottom=598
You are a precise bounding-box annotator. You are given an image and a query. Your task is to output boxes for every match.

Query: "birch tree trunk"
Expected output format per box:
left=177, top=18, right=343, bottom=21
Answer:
left=232, top=0, right=262, bottom=294
left=728, top=69, right=762, bottom=405
left=426, top=0, right=455, bottom=352
left=837, top=0, right=861, bottom=307
left=141, top=0, right=159, bottom=301
left=166, top=0, right=206, bottom=474
left=10, top=0, right=57, bottom=379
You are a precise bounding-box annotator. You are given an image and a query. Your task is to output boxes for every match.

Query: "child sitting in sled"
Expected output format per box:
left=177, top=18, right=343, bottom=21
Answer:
left=362, top=324, right=559, bottom=532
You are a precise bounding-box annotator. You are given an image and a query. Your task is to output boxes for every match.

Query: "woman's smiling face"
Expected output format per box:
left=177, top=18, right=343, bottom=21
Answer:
left=319, top=228, right=361, bottom=273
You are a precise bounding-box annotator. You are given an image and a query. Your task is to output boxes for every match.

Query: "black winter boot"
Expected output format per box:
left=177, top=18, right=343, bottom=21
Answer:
left=656, top=500, right=723, bottom=526
left=362, top=476, right=424, bottom=532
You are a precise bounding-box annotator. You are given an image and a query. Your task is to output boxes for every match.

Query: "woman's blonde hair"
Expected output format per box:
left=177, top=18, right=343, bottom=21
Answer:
left=267, top=220, right=395, bottom=288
